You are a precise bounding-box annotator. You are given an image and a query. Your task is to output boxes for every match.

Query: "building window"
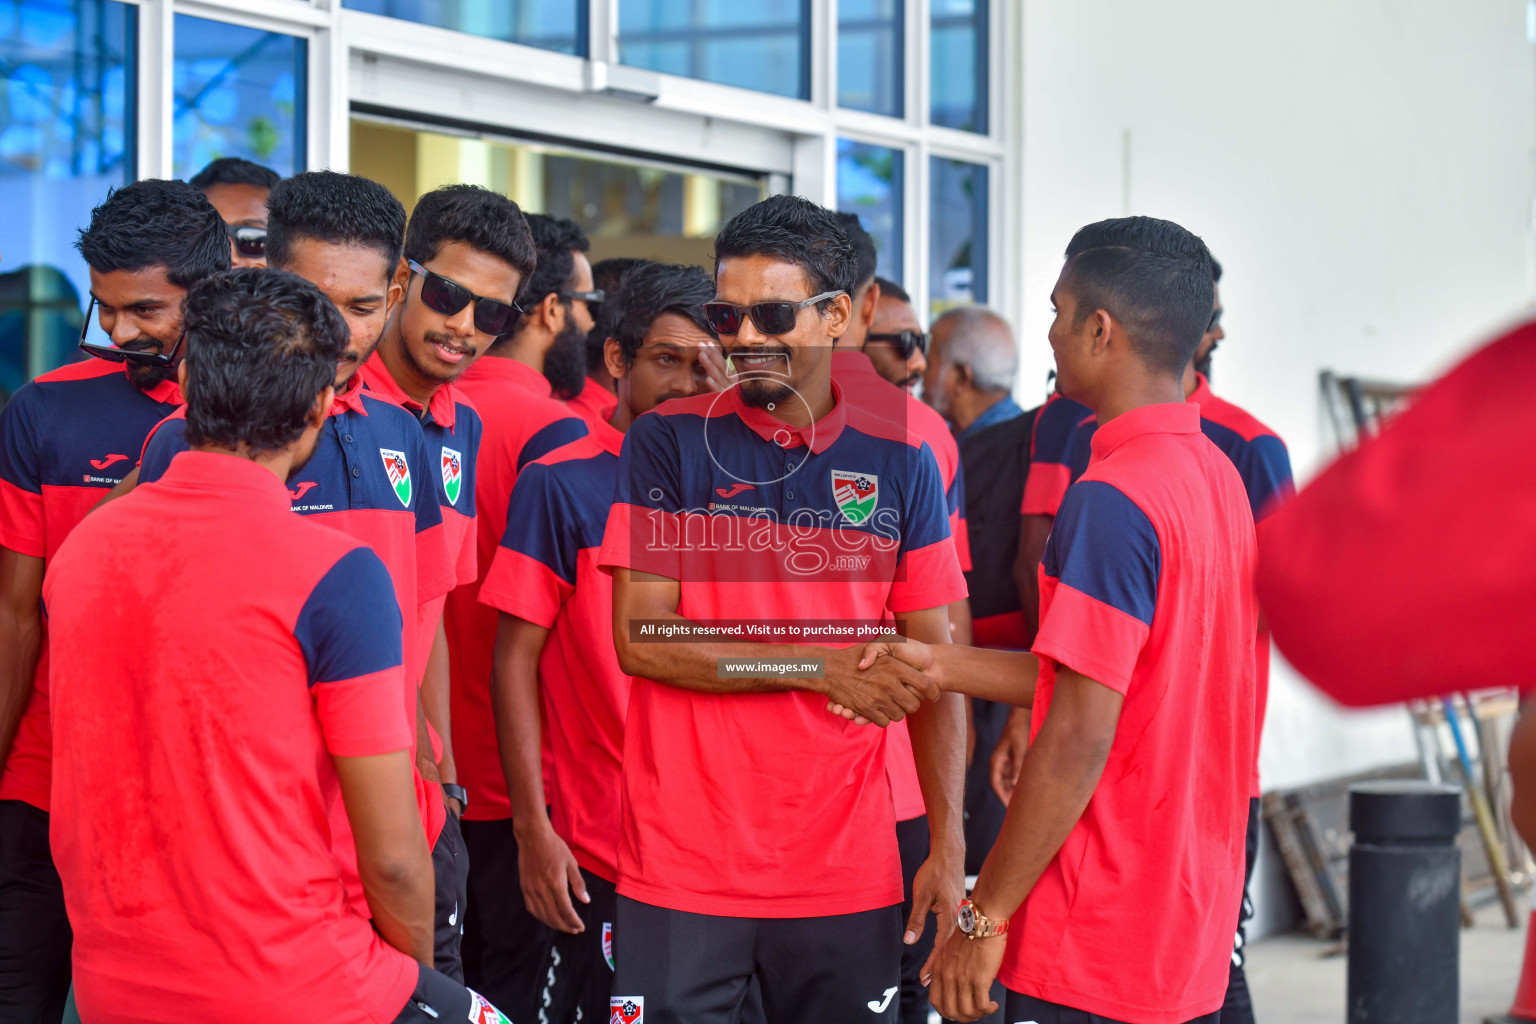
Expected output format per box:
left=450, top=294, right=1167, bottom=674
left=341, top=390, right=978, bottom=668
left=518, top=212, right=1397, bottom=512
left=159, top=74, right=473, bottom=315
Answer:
left=837, top=139, right=903, bottom=283
left=172, top=15, right=306, bottom=180
left=929, top=156, right=987, bottom=317
left=342, top=0, right=586, bottom=55
left=619, top=0, right=810, bottom=101
left=0, top=0, right=134, bottom=391
left=930, top=0, right=987, bottom=133
left=838, top=0, right=902, bottom=118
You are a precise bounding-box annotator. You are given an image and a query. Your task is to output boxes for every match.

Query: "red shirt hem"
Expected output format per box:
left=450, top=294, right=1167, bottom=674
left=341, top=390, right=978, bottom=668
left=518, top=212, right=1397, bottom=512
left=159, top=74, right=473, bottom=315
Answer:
left=616, top=877, right=903, bottom=919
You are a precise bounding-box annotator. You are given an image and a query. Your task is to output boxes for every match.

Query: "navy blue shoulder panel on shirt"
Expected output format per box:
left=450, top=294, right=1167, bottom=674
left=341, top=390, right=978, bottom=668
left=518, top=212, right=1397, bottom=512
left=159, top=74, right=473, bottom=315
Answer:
left=1032, top=396, right=1094, bottom=465
left=293, top=547, right=405, bottom=686
left=1199, top=419, right=1295, bottom=520
left=5, top=371, right=178, bottom=489
left=138, top=417, right=187, bottom=484
left=1043, top=479, right=1161, bottom=626
left=518, top=415, right=589, bottom=472
left=0, top=382, right=43, bottom=492
left=501, top=449, right=617, bottom=584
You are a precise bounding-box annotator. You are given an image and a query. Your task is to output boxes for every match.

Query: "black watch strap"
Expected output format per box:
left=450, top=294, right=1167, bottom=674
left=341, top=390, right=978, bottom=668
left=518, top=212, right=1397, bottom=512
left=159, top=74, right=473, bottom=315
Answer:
left=442, top=783, right=469, bottom=811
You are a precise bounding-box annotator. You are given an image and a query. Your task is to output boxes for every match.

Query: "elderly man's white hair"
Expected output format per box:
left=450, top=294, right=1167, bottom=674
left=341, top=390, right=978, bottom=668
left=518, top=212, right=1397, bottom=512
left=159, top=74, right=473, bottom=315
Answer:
left=934, top=306, right=1016, bottom=392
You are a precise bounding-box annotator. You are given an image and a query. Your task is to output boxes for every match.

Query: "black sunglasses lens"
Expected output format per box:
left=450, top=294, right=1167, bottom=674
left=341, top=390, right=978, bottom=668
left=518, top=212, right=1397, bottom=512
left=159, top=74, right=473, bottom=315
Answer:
left=747, top=302, right=797, bottom=335
left=473, top=300, right=518, bottom=337
left=704, top=303, right=743, bottom=335
left=233, top=229, right=266, bottom=257
left=419, top=272, right=470, bottom=318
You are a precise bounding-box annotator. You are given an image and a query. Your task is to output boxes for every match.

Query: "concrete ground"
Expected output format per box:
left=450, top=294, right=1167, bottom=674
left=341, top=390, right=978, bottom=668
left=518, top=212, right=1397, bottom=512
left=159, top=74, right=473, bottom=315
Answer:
left=1246, top=899, right=1529, bottom=1023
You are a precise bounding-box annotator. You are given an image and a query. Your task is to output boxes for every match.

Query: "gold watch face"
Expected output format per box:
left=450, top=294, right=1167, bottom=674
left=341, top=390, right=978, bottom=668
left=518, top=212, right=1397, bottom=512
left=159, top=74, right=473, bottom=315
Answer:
left=958, top=902, right=977, bottom=935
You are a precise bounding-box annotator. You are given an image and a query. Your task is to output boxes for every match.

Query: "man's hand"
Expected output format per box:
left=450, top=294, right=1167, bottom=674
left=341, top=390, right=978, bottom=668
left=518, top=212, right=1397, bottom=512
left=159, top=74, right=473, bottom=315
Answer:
left=926, top=928, right=1004, bottom=1021
left=517, top=823, right=589, bottom=934
left=821, top=645, right=938, bottom=727
left=990, top=707, right=1031, bottom=804
left=700, top=340, right=733, bottom=393
left=909, top=846, right=965, bottom=959
left=825, top=638, right=938, bottom=724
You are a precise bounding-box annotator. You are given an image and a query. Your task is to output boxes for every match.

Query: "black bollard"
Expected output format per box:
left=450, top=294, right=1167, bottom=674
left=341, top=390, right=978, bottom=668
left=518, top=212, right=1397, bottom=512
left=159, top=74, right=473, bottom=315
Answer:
left=1347, top=780, right=1462, bottom=1024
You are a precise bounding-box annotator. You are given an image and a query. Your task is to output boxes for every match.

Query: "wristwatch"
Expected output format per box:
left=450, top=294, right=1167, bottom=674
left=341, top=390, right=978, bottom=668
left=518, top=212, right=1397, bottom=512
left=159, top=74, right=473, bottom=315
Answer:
left=957, top=897, right=1009, bottom=939
left=442, top=783, right=469, bottom=813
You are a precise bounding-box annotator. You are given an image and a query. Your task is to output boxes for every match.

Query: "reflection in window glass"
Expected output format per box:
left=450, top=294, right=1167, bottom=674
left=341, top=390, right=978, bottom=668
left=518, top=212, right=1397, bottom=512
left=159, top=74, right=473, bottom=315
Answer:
left=836, top=139, right=903, bottom=283
left=342, top=0, right=585, bottom=55
left=930, top=0, right=987, bottom=132
left=619, top=0, right=809, bottom=100
left=929, top=157, right=988, bottom=319
left=0, top=0, right=133, bottom=390
left=350, top=118, right=765, bottom=270
left=172, top=15, right=306, bottom=180
left=838, top=0, right=902, bottom=117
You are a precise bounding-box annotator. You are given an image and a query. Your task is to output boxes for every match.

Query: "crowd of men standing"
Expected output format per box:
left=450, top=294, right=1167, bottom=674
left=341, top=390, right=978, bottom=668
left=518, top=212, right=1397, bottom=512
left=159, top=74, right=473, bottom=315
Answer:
left=0, top=156, right=1294, bottom=1024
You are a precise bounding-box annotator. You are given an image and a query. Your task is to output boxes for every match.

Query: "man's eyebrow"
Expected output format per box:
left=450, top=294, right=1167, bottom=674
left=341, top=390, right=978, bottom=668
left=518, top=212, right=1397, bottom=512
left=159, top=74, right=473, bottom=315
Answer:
left=343, top=292, right=386, bottom=305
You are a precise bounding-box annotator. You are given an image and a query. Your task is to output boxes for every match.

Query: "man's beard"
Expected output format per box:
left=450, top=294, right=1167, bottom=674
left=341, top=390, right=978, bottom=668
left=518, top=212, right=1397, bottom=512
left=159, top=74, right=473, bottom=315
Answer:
left=544, top=321, right=588, bottom=400
left=1195, top=350, right=1214, bottom=381
left=126, top=360, right=177, bottom=391
left=738, top=376, right=794, bottom=408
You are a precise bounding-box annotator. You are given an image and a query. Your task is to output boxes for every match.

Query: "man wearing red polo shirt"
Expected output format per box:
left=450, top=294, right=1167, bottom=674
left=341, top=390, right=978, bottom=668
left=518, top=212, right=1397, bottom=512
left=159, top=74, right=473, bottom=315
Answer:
left=0, top=178, right=228, bottom=1021
left=448, top=214, right=591, bottom=1017
left=46, top=267, right=508, bottom=1024
left=478, top=262, right=715, bottom=1023
left=854, top=216, right=1257, bottom=1024
left=601, top=195, right=967, bottom=1023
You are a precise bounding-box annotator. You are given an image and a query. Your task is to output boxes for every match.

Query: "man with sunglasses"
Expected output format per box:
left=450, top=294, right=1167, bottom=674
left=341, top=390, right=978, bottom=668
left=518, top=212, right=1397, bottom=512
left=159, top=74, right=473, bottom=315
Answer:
left=572, top=257, right=650, bottom=427
left=480, top=262, right=716, bottom=1024
left=829, top=216, right=972, bottom=1024
left=444, top=209, right=590, bottom=1022
left=0, top=178, right=229, bottom=1021
left=600, top=195, right=967, bottom=1022
left=190, top=156, right=281, bottom=269
left=133, top=174, right=472, bottom=981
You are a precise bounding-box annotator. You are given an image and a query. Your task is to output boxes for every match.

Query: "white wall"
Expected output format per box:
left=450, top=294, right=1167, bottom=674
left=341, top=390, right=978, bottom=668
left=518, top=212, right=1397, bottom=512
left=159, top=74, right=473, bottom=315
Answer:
left=1013, top=0, right=1536, bottom=792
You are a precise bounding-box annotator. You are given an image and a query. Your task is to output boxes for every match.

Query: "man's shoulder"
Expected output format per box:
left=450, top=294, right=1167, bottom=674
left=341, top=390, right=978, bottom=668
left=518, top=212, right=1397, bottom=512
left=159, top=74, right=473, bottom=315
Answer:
left=1198, top=389, right=1284, bottom=447
left=842, top=402, right=930, bottom=456
left=9, top=360, right=131, bottom=419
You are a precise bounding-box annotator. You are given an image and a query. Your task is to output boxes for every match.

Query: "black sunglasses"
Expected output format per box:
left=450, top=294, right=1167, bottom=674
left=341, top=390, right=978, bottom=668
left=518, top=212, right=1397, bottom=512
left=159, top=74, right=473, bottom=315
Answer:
left=1207, top=307, right=1223, bottom=332
left=559, top=289, right=606, bottom=305
left=867, top=329, right=928, bottom=359
left=226, top=224, right=266, bottom=259
left=703, top=291, right=844, bottom=336
left=76, top=297, right=185, bottom=367
left=409, top=260, right=523, bottom=336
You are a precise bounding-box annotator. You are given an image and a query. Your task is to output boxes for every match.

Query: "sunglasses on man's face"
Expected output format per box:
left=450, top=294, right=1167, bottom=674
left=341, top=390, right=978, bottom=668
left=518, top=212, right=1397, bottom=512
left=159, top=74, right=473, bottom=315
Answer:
left=559, top=289, right=606, bottom=305
left=867, top=329, right=929, bottom=359
left=1207, top=307, right=1224, bottom=332
left=76, top=297, right=185, bottom=367
left=226, top=224, right=266, bottom=259
left=702, top=291, right=844, bottom=336
left=408, top=260, right=524, bottom=337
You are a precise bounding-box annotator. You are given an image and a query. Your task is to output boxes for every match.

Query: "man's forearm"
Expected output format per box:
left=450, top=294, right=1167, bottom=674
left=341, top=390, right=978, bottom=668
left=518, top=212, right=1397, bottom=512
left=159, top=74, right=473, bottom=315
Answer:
left=926, top=646, right=1040, bottom=707
left=362, top=853, right=436, bottom=967
left=617, top=606, right=832, bottom=696
left=421, top=619, right=455, bottom=784
left=490, top=618, right=555, bottom=838
left=0, top=602, right=42, bottom=771
left=905, top=611, right=965, bottom=852
left=414, top=695, right=440, bottom=788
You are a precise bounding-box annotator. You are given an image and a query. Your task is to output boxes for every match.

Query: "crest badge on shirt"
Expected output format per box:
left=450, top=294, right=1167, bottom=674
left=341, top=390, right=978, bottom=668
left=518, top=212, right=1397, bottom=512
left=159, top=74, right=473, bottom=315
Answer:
left=831, top=470, right=878, bottom=525
left=610, top=996, right=643, bottom=1024
left=602, top=921, right=614, bottom=971
left=441, top=446, right=462, bottom=505
left=466, top=990, right=510, bottom=1023
left=380, top=448, right=412, bottom=507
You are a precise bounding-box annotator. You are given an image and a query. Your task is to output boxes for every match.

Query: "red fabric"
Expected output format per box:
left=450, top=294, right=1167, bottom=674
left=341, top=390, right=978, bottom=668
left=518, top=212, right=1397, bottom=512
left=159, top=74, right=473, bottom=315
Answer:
left=446, top=357, right=588, bottom=820
left=568, top=378, right=619, bottom=429
left=1257, top=323, right=1536, bottom=704
left=44, top=453, right=416, bottom=1023
left=999, top=403, right=1257, bottom=1024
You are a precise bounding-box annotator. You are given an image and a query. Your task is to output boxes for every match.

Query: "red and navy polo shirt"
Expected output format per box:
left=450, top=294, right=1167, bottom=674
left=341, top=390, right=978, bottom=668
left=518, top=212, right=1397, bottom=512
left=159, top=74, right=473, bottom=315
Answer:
left=0, top=359, right=181, bottom=812
left=831, top=348, right=970, bottom=821
left=1000, top=402, right=1257, bottom=1024
left=45, top=451, right=418, bottom=1023
left=139, top=382, right=458, bottom=878
left=1018, top=391, right=1096, bottom=518
left=478, top=412, right=629, bottom=882
left=446, top=356, right=588, bottom=823
left=567, top=378, right=618, bottom=430
left=1188, top=372, right=1294, bottom=796
left=597, top=381, right=966, bottom=918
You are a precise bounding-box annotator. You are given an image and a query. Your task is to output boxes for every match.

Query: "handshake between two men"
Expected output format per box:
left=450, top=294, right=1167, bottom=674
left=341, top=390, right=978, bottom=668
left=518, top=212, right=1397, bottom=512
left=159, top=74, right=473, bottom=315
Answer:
left=822, top=637, right=1042, bottom=727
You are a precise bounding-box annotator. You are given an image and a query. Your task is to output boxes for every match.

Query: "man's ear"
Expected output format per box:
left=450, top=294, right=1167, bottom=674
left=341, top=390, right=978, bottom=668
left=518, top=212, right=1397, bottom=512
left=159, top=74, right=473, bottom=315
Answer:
left=538, top=293, right=567, bottom=335
left=825, top=292, right=853, bottom=340
left=955, top=363, right=974, bottom=391
left=603, top=336, right=626, bottom=381
left=391, top=256, right=412, bottom=297
left=859, top=282, right=881, bottom=328
left=176, top=360, right=189, bottom=392
left=311, top=385, right=335, bottom=427
left=1090, top=309, right=1115, bottom=356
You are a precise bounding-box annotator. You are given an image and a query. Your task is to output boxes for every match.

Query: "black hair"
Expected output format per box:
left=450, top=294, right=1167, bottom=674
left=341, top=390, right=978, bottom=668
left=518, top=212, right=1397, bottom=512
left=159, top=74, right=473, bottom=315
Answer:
left=1061, top=216, right=1215, bottom=376
left=874, top=276, right=909, bottom=304
left=403, top=184, right=537, bottom=284
left=188, top=157, right=281, bottom=192
left=590, top=258, right=654, bottom=373
left=519, top=214, right=591, bottom=311
left=76, top=178, right=231, bottom=289
left=182, top=269, right=349, bottom=454
left=1211, top=255, right=1223, bottom=283
left=607, top=262, right=716, bottom=367
left=713, top=194, right=855, bottom=310
left=265, top=171, right=406, bottom=272
left=835, top=212, right=878, bottom=289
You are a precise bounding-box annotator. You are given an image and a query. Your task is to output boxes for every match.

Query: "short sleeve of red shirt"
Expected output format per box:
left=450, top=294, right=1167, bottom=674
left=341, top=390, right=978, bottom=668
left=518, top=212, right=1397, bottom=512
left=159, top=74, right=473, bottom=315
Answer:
left=0, top=385, right=45, bottom=556
left=1020, top=395, right=1095, bottom=517
left=480, top=457, right=577, bottom=627
left=598, top=412, right=683, bottom=580
left=1033, top=480, right=1159, bottom=694
left=948, top=458, right=972, bottom=573
left=889, top=440, right=968, bottom=613
left=295, top=548, right=412, bottom=757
